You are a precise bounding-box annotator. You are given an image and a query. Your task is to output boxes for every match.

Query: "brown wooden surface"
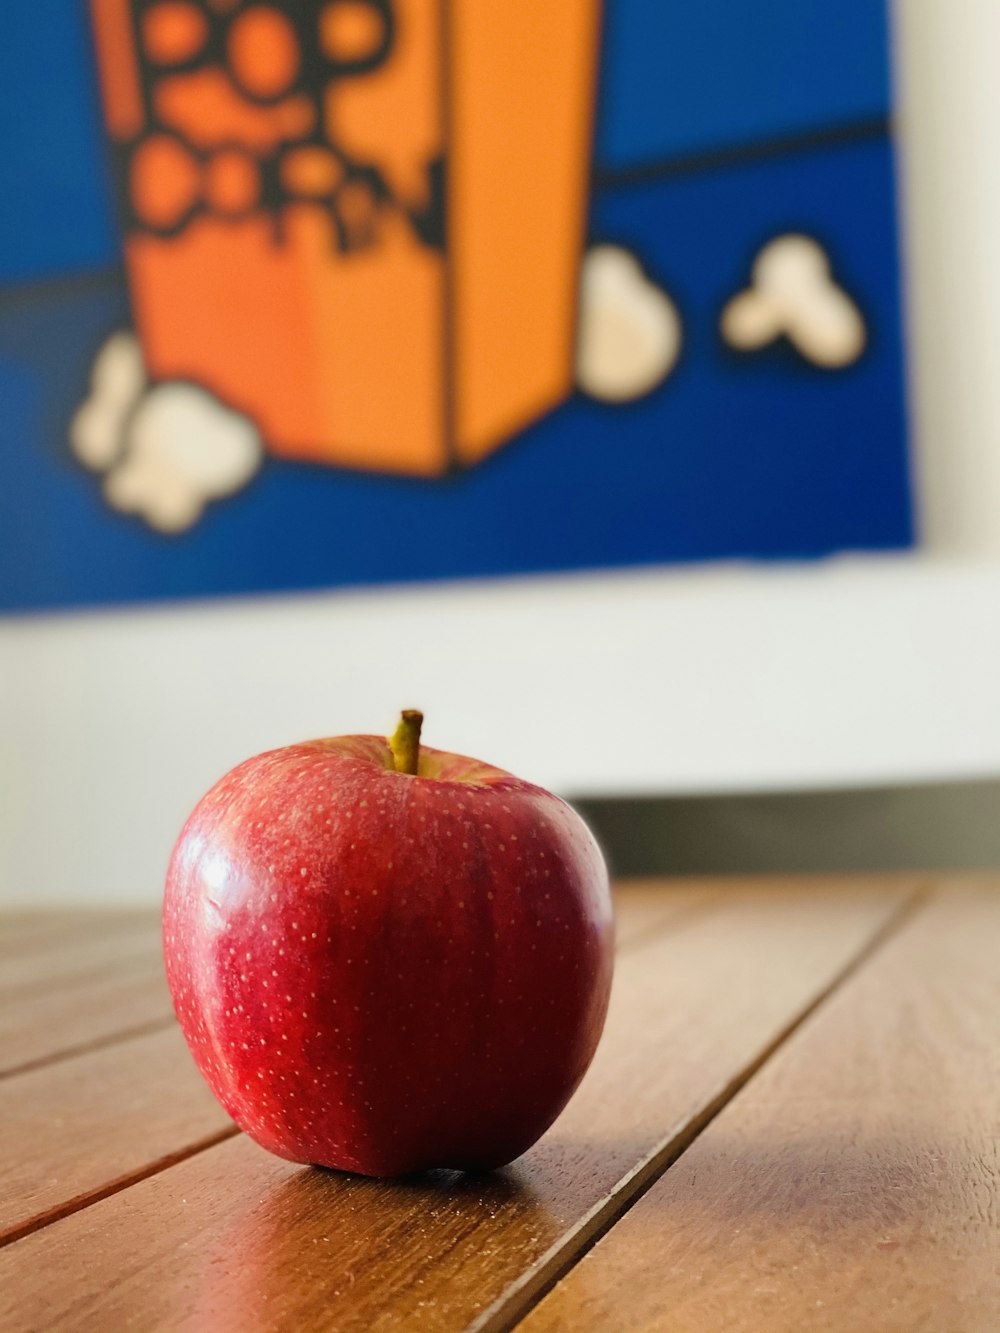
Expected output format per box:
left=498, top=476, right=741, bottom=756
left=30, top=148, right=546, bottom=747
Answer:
left=0, top=951, right=174, bottom=1077
left=522, top=881, right=1000, bottom=1333
left=0, top=878, right=911, bottom=1333
left=0, top=885, right=683, bottom=1077
left=0, top=917, right=162, bottom=998
left=0, top=905, right=168, bottom=1080
left=611, top=878, right=719, bottom=946
left=0, top=1023, right=235, bottom=1245
left=0, top=910, right=156, bottom=956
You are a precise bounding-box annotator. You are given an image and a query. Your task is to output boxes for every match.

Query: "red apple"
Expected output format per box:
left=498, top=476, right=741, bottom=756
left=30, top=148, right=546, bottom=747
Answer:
left=163, top=712, right=614, bottom=1176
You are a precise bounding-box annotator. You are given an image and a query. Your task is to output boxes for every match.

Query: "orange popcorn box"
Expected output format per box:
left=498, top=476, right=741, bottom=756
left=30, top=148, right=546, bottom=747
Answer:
left=89, top=1, right=602, bottom=476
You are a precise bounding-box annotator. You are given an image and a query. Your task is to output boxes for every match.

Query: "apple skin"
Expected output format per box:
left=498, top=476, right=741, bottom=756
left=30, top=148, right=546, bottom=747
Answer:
left=163, top=735, right=614, bottom=1177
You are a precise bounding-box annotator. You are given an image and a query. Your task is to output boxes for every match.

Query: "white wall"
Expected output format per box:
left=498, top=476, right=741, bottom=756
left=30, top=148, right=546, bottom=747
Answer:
left=5, top=557, right=1000, bottom=905
left=4, top=1, right=1000, bottom=905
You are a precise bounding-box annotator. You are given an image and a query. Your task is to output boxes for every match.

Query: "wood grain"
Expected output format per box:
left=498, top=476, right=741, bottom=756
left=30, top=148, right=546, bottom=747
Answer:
left=0, top=910, right=156, bottom=957
left=612, top=879, right=719, bottom=947
left=0, top=887, right=672, bottom=1236
left=0, top=885, right=672, bottom=1077
left=0, top=918, right=162, bottom=998
left=522, top=882, right=1000, bottom=1333
left=0, top=1023, right=235, bottom=1245
left=0, top=952, right=174, bottom=1077
left=610, top=875, right=896, bottom=949
left=0, top=885, right=693, bottom=1078
left=0, top=878, right=913, bottom=1333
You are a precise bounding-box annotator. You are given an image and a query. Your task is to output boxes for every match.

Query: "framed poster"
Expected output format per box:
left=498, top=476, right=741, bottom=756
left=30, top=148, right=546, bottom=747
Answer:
left=0, top=1, right=911, bottom=612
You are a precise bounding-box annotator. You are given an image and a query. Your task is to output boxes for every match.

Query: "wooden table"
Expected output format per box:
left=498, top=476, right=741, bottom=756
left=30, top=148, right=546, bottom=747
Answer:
left=2, top=875, right=998, bottom=1332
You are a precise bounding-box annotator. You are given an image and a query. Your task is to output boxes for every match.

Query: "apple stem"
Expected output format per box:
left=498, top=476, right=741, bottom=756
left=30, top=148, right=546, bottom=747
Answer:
left=389, top=710, right=423, bottom=775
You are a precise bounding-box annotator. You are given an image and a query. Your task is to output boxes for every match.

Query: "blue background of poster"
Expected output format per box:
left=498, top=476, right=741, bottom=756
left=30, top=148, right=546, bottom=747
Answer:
left=0, top=0, right=911, bottom=612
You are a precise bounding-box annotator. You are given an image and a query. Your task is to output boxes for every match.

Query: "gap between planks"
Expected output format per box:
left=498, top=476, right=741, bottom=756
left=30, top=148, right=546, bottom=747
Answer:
left=0, top=877, right=921, bottom=1333
left=0, top=1128, right=238, bottom=1251
left=516, top=876, right=1000, bottom=1333
left=0, top=882, right=697, bottom=1083
left=0, top=884, right=704, bottom=1250
left=0, top=1015, right=179, bottom=1082
left=0, top=913, right=172, bottom=1080
left=470, top=884, right=929, bottom=1333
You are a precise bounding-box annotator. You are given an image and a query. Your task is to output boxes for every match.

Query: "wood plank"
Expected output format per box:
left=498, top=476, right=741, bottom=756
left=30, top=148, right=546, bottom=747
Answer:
left=613, top=879, right=719, bottom=947
left=0, top=910, right=157, bottom=958
left=0, top=919, right=162, bottom=998
left=0, top=887, right=672, bottom=1237
left=0, top=885, right=678, bottom=1079
left=0, top=1024, right=235, bottom=1244
left=520, top=881, right=1000, bottom=1333
left=0, top=954, right=175, bottom=1077
left=0, top=878, right=915, bottom=1333
left=0, top=884, right=680, bottom=959
left=0, top=887, right=675, bottom=1078
left=610, top=875, right=896, bottom=949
